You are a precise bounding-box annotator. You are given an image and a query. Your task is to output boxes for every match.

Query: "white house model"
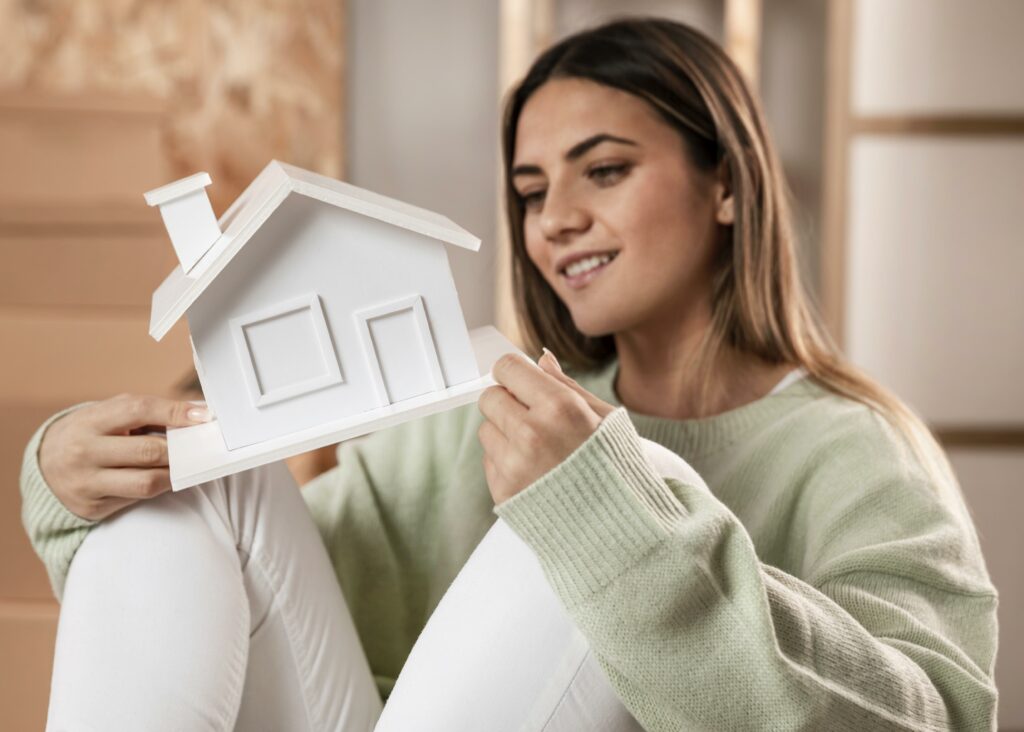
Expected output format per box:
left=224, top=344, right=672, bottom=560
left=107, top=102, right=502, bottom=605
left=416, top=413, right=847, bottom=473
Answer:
left=145, top=160, right=519, bottom=489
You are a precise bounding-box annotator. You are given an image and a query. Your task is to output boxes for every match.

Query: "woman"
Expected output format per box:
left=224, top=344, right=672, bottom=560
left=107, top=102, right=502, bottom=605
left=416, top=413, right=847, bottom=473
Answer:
left=21, top=18, right=997, bottom=731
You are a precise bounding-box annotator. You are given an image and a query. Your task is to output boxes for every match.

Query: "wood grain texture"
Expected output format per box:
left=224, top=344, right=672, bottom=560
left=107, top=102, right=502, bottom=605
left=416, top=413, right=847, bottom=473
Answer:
left=852, top=115, right=1024, bottom=136
left=0, top=2, right=349, bottom=715
left=0, top=600, right=59, bottom=731
left=0, top=93, right=166, bottom=218
left=0, top=0, right=346, bottom=210
left=934, top=426, right=1024, bottom=449
left=0, top=233, right=176, bottom=308
left=0, top=309, right=193, bottom=403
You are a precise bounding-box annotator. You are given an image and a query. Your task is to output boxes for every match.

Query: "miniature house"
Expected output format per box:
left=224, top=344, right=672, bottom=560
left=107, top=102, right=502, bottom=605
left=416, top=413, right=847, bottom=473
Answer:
left=146, top=160, right=481, bottom=451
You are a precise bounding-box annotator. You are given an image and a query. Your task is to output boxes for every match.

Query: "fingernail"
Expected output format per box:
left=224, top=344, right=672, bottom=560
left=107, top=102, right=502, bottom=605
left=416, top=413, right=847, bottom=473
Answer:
left=187, top=407, right=211, bottom=423
left=540, top=346, right=563, bottom=373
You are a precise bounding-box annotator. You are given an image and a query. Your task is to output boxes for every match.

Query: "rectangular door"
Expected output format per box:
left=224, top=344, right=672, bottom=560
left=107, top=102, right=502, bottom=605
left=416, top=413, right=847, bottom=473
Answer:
left=356, top=294, right=446, bottom=405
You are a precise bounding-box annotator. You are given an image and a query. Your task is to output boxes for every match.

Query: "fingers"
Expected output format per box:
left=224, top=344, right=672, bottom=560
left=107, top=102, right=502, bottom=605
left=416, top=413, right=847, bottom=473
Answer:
left=56, top=464, right=171, bottom=520
left=90, top=435, right=169, bottom=469
left=539, top=347, right=564, bottom=374
left=101, top=467, right=173, bottom=500
left=87, top=394, right=211, bottom=434
left=490, top=353, right=562, bottom=408
left=537, top=349, right=617, bottom=419
left=477, top=385, right=527, bottom=438
left=477, top=419, right=507, bottom=458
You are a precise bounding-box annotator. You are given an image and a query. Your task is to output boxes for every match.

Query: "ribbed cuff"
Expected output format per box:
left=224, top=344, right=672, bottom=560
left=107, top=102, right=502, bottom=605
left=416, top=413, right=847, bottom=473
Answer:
left=495, top=407, right=687, bottom=607
left=20, top=405, right=98, bottom=538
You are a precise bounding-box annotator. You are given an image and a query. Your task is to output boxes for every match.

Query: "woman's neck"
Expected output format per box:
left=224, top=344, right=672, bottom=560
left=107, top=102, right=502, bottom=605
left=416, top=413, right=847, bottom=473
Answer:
left=612, top=320, right=793, bottom=421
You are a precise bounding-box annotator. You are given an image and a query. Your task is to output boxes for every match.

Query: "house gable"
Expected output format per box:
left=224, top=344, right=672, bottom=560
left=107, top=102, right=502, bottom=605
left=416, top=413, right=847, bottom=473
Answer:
left=149, top=160, right=481, bottom=341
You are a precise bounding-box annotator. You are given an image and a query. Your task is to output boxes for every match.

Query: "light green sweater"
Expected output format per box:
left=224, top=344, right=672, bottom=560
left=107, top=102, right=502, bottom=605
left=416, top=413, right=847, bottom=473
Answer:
left=20, top=361, right=998, bottom=730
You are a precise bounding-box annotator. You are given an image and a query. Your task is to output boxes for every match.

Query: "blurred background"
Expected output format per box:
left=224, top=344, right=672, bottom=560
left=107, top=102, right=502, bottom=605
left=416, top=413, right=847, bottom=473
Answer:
left=1, top=0, right=1021, bottom=728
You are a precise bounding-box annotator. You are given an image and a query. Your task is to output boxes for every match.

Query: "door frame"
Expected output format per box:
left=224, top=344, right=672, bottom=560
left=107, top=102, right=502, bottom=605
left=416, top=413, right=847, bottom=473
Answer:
left=353, top=293, right=446, bottom=407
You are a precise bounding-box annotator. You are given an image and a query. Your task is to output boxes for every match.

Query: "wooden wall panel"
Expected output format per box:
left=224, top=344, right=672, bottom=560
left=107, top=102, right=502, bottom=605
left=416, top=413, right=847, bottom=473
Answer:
left=0, top=2, right=347, bottom=724
left=0, top=0, right=346, bottom=210
left=0, top=602, right=59, bottom=732
left=0, top=311, right=193, bottom=404
left=0, top=94, right=166, bottom=219
left=0, top=235, right=176, bottom=308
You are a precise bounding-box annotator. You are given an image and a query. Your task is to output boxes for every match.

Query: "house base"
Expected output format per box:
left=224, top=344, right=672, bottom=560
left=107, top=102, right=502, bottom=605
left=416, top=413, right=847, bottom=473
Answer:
left=168, top=325, right=525, bottom=490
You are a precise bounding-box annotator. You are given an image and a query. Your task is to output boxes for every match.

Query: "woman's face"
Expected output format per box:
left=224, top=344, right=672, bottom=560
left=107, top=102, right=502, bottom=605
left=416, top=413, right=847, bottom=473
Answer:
left=512, top=77, right=729, bottom=338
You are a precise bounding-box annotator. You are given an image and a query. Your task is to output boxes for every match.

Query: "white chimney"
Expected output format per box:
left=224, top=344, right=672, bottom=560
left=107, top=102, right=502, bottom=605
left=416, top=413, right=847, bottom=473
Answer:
left=144, top=172, right=221, bottom=274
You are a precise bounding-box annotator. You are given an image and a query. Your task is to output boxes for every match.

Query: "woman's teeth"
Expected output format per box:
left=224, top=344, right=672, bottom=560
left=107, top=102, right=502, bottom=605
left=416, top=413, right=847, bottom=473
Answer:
left=564, top=253, right=615, bottom=277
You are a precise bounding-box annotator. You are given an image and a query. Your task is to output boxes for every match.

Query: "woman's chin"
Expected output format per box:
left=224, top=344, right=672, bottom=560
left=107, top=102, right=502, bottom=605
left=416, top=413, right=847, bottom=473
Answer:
left=569, top=310, right=626, bottom=339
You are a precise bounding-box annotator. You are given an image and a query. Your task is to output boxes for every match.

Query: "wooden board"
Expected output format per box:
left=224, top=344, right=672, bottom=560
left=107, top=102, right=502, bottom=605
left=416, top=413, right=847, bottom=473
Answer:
left=0, top=93, right=167, bottom=213
left=0, top=309, right=193, bottom=403
left=0, top=600, right=59, bottom=731
left=0, top=234, right=174, bottom=308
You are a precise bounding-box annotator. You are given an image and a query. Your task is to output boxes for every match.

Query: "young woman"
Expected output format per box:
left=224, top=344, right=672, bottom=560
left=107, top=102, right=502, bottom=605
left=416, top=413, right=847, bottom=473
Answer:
left=22, top=18, right=997, bottom=731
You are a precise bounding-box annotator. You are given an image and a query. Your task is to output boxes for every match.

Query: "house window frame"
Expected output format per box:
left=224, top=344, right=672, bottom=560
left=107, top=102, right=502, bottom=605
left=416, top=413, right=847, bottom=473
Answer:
left=231, top=293, right=344, bottom=408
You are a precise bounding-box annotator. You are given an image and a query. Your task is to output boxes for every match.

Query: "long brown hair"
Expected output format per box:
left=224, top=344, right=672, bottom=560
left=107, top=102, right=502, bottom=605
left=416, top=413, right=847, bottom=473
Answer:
left=501, top=17, right=950, bottom=482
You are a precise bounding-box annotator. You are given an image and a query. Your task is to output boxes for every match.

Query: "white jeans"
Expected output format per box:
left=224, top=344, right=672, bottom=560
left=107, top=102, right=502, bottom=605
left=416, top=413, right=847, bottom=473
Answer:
left=45, top=458, right=656, bottom=732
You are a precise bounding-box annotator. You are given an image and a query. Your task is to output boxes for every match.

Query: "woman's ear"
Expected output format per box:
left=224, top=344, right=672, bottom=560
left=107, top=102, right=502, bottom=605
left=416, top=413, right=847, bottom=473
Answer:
left=714, top=160, right=734, bottom=226
left=716, top=193, right=734, bottom=226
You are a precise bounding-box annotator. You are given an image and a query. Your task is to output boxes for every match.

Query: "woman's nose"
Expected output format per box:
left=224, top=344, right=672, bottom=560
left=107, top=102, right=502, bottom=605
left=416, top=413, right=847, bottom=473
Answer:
left=538, top=190, right=591, bottom=242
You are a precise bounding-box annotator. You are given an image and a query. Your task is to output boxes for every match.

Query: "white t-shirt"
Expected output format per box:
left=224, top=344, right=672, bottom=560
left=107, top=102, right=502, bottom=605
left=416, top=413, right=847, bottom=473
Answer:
left=768, top=367, right=807, bottom=396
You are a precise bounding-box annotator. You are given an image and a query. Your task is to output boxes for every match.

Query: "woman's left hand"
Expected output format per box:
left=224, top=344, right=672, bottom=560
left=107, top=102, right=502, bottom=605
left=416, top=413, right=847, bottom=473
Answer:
left=478, top=349, right=616, bottom=505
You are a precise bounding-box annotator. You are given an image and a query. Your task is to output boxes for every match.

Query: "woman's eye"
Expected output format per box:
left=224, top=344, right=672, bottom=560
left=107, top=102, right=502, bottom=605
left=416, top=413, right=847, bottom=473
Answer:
left=520, top=190, right=546, bottom=211
left=588, top=163, right=630, bottom=186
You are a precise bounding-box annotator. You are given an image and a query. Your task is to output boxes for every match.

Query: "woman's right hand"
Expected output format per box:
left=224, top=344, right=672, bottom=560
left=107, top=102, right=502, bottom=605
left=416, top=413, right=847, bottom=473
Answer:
left=38, top=394, right=213, bottom=521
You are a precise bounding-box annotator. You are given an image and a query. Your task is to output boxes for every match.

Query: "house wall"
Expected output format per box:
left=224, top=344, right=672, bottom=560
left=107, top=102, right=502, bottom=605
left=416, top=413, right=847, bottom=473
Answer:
left=188, top=193, right=479, bottom=450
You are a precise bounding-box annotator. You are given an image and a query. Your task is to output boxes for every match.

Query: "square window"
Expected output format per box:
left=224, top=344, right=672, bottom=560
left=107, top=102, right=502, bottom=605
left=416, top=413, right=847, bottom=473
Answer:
left=232, top=294, right=343, bottom=407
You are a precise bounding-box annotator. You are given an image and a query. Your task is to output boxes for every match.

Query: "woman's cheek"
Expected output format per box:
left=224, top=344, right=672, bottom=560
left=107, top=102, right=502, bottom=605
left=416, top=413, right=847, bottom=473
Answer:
left=526, top=243, right=559, bottom=290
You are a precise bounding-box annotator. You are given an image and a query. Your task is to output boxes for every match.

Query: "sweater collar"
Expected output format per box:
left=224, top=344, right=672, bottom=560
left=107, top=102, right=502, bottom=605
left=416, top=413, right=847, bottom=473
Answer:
left=576, top=358, right=820, bottom=459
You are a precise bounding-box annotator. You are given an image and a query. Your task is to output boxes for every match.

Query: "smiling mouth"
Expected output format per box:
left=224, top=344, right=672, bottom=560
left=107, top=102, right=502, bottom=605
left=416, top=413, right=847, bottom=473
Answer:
left=559, top=251, right=619, bottom=288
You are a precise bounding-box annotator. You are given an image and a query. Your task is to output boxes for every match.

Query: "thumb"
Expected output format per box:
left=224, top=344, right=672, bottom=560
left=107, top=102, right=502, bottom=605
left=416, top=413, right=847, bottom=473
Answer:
left=539, top=348, right=616, bottom=419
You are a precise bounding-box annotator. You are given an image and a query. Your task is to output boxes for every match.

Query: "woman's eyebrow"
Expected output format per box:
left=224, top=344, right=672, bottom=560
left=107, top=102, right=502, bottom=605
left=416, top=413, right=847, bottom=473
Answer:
left=566, top=133, right=637, bottom=161
left=511, top=163, right=543, bottom=179
left=512, top=133, right=639, bottom=179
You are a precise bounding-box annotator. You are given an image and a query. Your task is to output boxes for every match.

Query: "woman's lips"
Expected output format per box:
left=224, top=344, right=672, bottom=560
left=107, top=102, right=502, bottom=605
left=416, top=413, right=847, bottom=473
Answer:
left=560, top=252, right=618, bottom=290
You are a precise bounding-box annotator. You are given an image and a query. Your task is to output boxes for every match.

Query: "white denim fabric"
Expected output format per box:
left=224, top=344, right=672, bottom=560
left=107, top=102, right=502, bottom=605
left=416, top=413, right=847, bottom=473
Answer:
left=46, top=436, right=701, bottom=731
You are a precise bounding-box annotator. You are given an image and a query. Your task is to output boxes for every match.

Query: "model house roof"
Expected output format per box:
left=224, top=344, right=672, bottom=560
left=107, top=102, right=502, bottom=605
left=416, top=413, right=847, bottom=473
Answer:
left=148, top=160, right=481, bottom=341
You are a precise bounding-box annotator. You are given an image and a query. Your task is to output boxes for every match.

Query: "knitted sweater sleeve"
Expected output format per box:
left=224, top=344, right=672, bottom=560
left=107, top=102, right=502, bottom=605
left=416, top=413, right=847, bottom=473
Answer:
left=20, top=406, right=99, bottom=601
left=494, top=408, right=998, bottom=731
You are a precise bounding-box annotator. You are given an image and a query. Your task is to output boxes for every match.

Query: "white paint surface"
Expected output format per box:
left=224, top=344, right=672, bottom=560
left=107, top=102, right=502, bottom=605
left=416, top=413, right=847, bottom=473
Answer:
left=368, top=308, right=435, bottom=403
left=169, top=326, right=520, bottom=490
left=853, top=0, right=1024, bottom=114
left=189, top=193, right=479, bottom=450
left=845, top=137, right=1024, bottom=424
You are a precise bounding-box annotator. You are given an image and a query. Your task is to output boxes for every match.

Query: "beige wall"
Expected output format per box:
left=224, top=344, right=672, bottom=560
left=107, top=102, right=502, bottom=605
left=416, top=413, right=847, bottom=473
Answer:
left=840, top=1, right=1024, bottom=727
left=346, top=0, right=501, bottom=330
